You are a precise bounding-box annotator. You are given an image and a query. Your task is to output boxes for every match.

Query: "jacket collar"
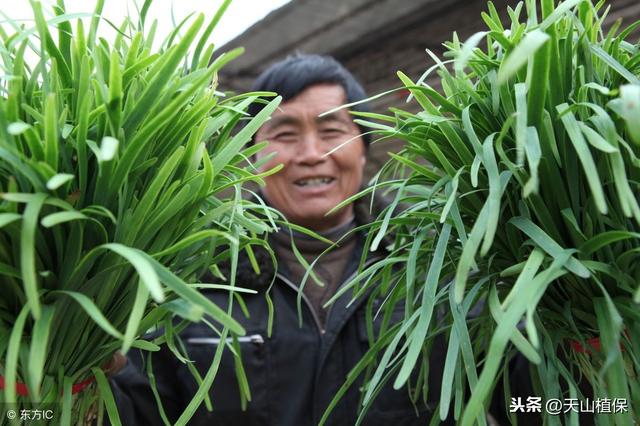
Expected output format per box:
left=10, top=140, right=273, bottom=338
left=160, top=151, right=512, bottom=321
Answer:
left=214, top=190, right=389, bottom=290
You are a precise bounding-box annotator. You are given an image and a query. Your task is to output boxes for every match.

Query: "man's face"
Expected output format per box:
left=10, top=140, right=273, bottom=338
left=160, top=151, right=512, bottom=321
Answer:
left=255, top=84, right=366, bottom=231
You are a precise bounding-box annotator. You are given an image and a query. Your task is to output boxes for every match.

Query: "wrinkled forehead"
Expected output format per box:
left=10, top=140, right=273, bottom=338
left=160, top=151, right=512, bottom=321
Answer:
left=263, top=111, right=354, bottom=130
left=262, top=84, right=355, bottom=129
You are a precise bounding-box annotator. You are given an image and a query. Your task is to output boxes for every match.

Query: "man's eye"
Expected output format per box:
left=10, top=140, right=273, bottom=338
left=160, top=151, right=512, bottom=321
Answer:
left=321, top=129, right=344, bottom=138
left=273, top=132, right=298, bottom=140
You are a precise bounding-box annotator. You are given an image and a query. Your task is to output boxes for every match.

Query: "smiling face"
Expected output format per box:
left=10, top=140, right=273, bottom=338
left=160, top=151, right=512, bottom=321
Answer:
left=255, top=84, right=366, bottom=231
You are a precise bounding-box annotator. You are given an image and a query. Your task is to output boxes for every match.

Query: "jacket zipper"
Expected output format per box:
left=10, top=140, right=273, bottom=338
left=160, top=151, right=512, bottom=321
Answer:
left=277, top=272, right=325, bottom=334
left=186, top=334, right=265, bottom=345
left=277, top=256, right=381, bottom=336
left=323, top=255, right=379, bottom=330
left=310, top=255, right=382, bottom=426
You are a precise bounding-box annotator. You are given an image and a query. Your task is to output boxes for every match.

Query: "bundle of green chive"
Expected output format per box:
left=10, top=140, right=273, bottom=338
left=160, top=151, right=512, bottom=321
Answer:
left=321, top=0, right=639, bottom=424
left=0, top=1, right=281, bottom=424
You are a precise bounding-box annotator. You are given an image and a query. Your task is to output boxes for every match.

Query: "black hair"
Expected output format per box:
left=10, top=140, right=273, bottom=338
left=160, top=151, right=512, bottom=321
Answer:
left=248, top=53, right=371, bottom=146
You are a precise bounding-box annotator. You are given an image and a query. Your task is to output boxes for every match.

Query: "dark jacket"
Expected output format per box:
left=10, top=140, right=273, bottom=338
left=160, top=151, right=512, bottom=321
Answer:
left=110, top=196, right=536, bottom=426
left=110, top=193, right=455, bottom=426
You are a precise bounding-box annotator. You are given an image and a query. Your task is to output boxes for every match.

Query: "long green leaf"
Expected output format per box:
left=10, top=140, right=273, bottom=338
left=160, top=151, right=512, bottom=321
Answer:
left=103, top=243, right=164, bottom=303
left=144, top=253, right=245, bottom=335
left=28, top=305, right=55, bottom=398
left=498, top=30, right=550, bottom=84
left=394, top=224, right=451, bottom=388
left=557, top=103, right=608, bottom=214
left=21, top=193, right=47, bottom=319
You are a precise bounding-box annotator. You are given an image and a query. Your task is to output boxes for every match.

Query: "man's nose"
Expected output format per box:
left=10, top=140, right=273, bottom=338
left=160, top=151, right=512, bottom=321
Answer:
left=297, top=132, right=326, bottom=165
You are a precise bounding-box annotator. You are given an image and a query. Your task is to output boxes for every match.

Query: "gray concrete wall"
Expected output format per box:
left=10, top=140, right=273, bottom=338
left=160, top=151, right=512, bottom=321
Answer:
left=219, top=0, right=640, bottom=180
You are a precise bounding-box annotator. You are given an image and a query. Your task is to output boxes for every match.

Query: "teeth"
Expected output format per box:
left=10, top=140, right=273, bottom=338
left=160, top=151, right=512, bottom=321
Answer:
left=296, top=177, right=332, bottom=186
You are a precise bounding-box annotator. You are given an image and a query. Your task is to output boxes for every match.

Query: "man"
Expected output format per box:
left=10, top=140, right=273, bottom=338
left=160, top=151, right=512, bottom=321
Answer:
left=112, top=53, right=444, bottom=425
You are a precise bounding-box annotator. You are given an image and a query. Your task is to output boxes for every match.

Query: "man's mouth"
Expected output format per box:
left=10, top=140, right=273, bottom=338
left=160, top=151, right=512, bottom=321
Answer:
left=294, top=177, right=335, bottom=187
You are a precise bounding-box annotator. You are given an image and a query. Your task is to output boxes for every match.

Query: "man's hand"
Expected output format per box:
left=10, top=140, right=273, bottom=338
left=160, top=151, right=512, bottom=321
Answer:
left=103, top=352, right=127, bottom=377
